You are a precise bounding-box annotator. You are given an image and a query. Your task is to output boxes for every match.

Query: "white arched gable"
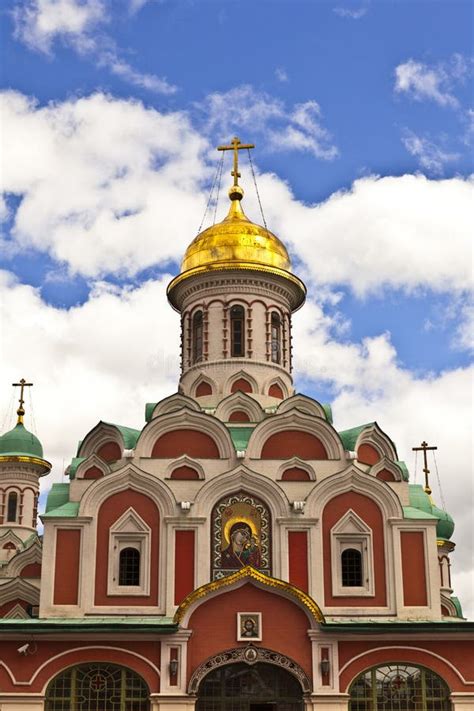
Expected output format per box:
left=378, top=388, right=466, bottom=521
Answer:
left=0, top=577, right=39, bottom=607
left=78, top=422, right=124, bottom=459
left=277, top=457, right=316, bottom=481
left=214, top=391, right=264, bottom=423
left=0, top=529, right=24, bottom=551
left=78, top=464, right=176, bottom=519
left=225, top=369, right=259, bottom=395
left=4, top=538, right=42, bottom=577
left=277, top=394, right=328, bottom=420
left=193, top=464, right=289, bottom=520
left=264, top=375, right=290, bottom=399
left=246, top=410, right=345, bottom=461
left=75, top=454, right=110, bottom=480
left=150, top=393, right=200, bottom=419
left=356, top=423, right=398, bottom=461
left=191, top=372, right=217, bottom=397
left=370, top=457, right=404, bottom=482
left=135, top=407, right=235, bottom=460
left=165, top=455, right=205, bottom=480
left=305, top=464, right=403, bottom=521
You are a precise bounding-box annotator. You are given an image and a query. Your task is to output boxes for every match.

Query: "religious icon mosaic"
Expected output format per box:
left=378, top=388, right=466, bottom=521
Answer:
left=211, top=491, right=271, bottom=579
left=237, top=612, right=262, bottom=641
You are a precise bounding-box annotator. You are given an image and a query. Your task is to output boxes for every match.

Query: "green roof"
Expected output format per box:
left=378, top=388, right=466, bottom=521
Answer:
left=403, top=506, right=438, bottom=520
left=0, top=423, right=43, bottom=458
left=42, top=501, right=80, bottom=518
left=68, top=457, right=86, bottom=479
left=227, top=426, right=255, bottom=451
left=321, top=404, right=333, bottom=424
left=104, top=423, right=141, bottom=449
left=338, top=423, right=375, bottom=451
left=45, top=483, right=70, bottom=512
left=451, top=596, right=464, bottom=619
left=408, top=485, right=455, bottom=539
left=396, top=460, right=410, bottom=482
left=0, top=617, right=177, bottom=634
left=145, top=403, right=157, bottom=422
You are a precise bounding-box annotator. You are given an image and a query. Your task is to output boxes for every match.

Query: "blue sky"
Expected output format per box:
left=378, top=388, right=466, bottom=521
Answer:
left=0, top=0, right=473, bottom=612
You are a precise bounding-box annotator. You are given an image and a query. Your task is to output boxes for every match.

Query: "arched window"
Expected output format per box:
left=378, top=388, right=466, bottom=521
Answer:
left=349, top=663, right=451, bottom=710
left=271, top=311, right=281, bottom=363
left=341, top=547, right=362, bottom=587
left=45, top=663, right=150, bottom=711
left=230, top=305, right=245, bottom=357
left=119, top=547, right=140, bottom=586
left=192, top=310, right=203, bottom=363
left=7, top=492, right=18, bottom=522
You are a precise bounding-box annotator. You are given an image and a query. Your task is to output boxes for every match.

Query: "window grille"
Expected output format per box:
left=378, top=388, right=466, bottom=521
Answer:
left=45, top=663, right=150, bottom=711
left=230, top=306, right=245, bottom=357
left=341, top=547, right=362, bottom=587
left=349, top=663, right=451, bottom=711
left=119, top=547, right=140, bottom=586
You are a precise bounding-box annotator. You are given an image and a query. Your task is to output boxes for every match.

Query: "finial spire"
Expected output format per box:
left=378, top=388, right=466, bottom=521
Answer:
left=217, top=136, right=255, bottom=199
left=12, top=378, right=33, bottom=425
left=412, top=440, right=438, bottom=495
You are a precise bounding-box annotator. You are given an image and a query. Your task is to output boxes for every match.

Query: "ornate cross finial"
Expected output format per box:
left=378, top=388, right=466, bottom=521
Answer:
left=12, top=378, right=33, bottom=425
left=412, top=440, right=437, bottom=495
left=217, top=136, right=255, bottom=188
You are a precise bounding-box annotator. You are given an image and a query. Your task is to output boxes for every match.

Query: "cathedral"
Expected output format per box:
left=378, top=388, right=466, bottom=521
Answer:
left=0, top=140, right=472, bottom=711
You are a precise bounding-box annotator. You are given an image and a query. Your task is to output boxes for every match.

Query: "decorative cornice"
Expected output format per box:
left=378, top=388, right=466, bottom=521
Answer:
left=0, top=455, right=51, bottom=475
left=174, top=565, right=325, bottom=625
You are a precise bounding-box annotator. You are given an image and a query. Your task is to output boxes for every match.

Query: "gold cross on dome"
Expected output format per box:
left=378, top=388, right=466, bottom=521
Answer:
left=217, top=136, right=255, bottom=187
left=412, top=440, right=437, bottom=495
left=12, top=378, right=33, bottom=424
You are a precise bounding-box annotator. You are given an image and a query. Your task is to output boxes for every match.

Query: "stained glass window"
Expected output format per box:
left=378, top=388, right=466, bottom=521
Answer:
left=45, top=663, right=150, bottom=711
left=349, top=663, right=451, bottom=711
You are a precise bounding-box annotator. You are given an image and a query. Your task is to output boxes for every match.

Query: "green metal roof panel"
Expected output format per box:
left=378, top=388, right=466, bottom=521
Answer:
left=145, top=403, right=157, bottom=422
left=42, top=501, right=80, bottom=518
left=322, top=620, right=474, bottom=632
left=396, top=460, right=410, bottom=481
left=227, top=426, right=255, bottom=451
left=338, top=423, right=375, bottom=450
left=45, top=483, right=70, bottom=513
left=68, top=457, right=86, bottom=480
left=451, top=596, right=464, bottom=619
left=403, top=506, right=438, bottom=521
left=104, top=423, right=141, bottom=449
left=0, top=423, right=44, bottom=458
left=408, top=485, right=454, bottom=539
left=321, top=404, right=333, bottom=424
left=0, top=617, right=178, bottom=634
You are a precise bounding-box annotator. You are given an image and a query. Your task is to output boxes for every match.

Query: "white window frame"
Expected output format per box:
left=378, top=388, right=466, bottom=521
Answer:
left=107, top=508, right=151, bottom=596
left=330, top=510, right=374, bottom=597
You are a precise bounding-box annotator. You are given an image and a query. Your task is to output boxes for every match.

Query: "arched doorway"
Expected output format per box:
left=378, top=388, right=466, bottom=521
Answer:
left=196, top=662, right=304, bottom=711
left=349, top=663, right=452, bottom=710
left=45, top=662, right=150, bottom=711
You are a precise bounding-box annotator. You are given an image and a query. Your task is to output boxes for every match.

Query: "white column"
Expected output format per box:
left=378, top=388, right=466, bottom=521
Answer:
left=305, top=696, right=349, bottom=710
left=149, top=697, right=195, bottom=711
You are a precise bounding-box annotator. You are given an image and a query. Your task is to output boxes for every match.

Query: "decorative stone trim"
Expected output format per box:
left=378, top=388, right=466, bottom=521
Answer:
left=277, top=395, right=328, bottom=420
left=150, top=394, right=200, bottom=419
left=355, top=424, right=398, bottom=462
left=188, top=645, right=312, bottom=694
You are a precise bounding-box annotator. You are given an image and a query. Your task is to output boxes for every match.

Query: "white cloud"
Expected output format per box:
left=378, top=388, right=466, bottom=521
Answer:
left=196, top=85, right=338, bottom=160
left=275, top=67, right=289, bottom=83
left=401, top=131, right=459, bottom=174
left=333, top=4, right=368, bottom=20
left=394, top=55, right=471, bottom=108
left=255, top=171, right=473, bottom=296
left=1, top=91, right=207, bottom=277
left=12, top=0, right=176, bottom=94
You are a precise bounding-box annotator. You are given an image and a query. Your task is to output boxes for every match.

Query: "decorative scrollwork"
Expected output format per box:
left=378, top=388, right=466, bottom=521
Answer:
left=188, top=645, right=311, bottom=694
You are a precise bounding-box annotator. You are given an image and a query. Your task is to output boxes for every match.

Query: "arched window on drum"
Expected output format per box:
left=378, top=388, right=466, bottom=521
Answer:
left=230, top=305, right=245, bottom=357
left=271, top=311, right=282, bottom=364
left=192, top=310, right=203, bottom=363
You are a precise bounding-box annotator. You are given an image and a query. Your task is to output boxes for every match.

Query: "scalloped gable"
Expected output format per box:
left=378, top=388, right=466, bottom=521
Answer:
left=77, top=421, right=141, bottom=458
left=146, top=393, right=201, bottom=422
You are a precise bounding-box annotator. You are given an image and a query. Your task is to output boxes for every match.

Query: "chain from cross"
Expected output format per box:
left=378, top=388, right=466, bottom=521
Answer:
left=12, top=378, right=33, bottom=424
left=217, top=136, right=255, bottom=187
left=412, top=440, right=437, bottom=495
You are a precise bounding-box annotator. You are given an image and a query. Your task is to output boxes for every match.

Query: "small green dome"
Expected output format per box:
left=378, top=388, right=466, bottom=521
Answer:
left=0, top=423, right=43, bottom=458
left=408, top=484, right=455, bottom=540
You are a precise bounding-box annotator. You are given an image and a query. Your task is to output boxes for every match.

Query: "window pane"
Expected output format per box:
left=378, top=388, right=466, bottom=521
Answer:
left=119, top=547, right=140, bottom=586
left=341, top=548, right=362, bottom=587
left=7, top=492, right=18, bottom=522
left=231, top=306, right=245, bottom=357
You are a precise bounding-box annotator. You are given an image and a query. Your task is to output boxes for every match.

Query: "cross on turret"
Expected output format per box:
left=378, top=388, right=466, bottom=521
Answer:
left=12, top=378, right=33, bottom=425
left=412, top=440, right=437, bottom=495
left=217, top=136, right=255, bottom=187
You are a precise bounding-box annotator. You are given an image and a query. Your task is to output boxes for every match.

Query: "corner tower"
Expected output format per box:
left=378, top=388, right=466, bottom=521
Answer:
left=167, top=138, right=306, bottom=408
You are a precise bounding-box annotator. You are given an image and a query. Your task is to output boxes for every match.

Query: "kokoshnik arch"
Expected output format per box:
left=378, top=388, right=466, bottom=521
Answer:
left=0, top=138, right=472, bottom=711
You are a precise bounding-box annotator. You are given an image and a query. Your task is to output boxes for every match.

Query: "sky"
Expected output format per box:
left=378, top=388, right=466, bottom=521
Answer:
left=0, top=0, right=473, bottom=615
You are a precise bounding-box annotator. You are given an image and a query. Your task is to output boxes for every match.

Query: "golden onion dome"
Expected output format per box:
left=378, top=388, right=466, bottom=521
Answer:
left=168, top=184, right=306, bottom=310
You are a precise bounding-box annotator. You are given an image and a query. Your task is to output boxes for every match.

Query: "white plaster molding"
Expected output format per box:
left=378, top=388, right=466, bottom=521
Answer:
left=166, top=455, right=205, bottom=480
left=77, top=422, right=124, bottom=459
left=3, top=538, right=41, bottom=577
left=224, top=369, right=260, bottom=396
left=75, top=453, right=110, bottom=480
left=214, top=391, right=264, bottom=423
left=246, top=409, right=345, bottom=461
left=355, top=423, right=398, bottom=462
left=369, top=457, right=403, bottom=481
left=277, top=457, right=316, bottom=481
left=150, top=393, right=200, bottom=419
left=3, top=602, right=29, bottom=619
left=135, top=407, right=235, bottom=460
left=263, top=374, right=290, bottom=399
left=107, top=508, right=151, bottom=596
left=277, top=394, right=328, bottom=420
left=330, top=510, right=375, bottom=597
left=0, top=577, right=39, bottom=606
left=190, top=372, right=218, bottom=397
